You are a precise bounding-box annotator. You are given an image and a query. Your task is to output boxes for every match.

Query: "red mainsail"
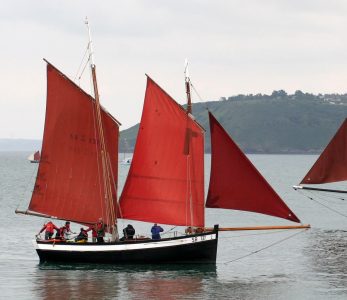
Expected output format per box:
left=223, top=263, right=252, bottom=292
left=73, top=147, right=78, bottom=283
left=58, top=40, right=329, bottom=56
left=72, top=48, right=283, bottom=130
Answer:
left=119, top=76, right=205, bottom=227
left=301, top=119, right=347, bottom=184
left=206, top=112, right=300, bottom=223
left=28, top=62, right=120, bottom=224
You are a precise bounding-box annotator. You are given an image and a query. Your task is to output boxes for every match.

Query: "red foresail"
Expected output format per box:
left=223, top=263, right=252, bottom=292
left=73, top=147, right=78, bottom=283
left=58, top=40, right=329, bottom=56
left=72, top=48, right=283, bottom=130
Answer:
left=28, top=62, right=119, bottom=224
left=206, top=112, right=300, bottom=223
left=119, top=76, right=205, bottom=227
left=301, top=119, right=347, bottom=184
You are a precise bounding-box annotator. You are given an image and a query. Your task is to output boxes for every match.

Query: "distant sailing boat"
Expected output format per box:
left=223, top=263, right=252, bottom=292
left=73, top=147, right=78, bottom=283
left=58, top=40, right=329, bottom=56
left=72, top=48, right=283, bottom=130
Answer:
left=294, top=118, right=347, bottom=194
left=120, top=138, right=132, bottom=165
left=27, top=151, right=40, bottom=163
left=15, top=22, right=308, bottom=264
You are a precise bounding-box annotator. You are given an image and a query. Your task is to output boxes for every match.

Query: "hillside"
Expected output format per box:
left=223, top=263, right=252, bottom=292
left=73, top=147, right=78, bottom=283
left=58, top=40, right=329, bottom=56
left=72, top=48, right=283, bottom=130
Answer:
left=119, top=91, right=347, bottom=154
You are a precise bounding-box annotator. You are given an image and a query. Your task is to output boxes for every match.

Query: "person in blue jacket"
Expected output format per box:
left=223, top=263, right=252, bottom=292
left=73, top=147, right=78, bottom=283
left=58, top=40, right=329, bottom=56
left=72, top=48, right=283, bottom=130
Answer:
left=151, top=223, right=164, bottom=240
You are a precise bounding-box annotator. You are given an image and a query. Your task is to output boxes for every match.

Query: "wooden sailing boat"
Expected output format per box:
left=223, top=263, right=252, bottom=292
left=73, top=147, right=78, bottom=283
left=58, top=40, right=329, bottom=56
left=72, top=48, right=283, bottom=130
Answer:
left=16, top=23, right=307, bottom=264
left=294, top=118, right=347, bottom=194
left=27, top=151, right=40, bottom=163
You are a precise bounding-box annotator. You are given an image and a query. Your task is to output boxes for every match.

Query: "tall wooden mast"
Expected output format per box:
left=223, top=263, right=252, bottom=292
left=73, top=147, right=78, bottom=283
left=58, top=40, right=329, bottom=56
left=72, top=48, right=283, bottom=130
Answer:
left=184, top=59, right=192, bottom=114
left=184, top=59, right=195, bottom=227
left=85, top=18, right=118, bottom=241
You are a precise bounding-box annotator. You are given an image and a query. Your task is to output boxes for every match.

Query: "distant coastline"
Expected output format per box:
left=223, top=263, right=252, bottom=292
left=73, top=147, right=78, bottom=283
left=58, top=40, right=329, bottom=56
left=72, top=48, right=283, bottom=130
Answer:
left=4, top=90, right=346, bottom=154
left=0, top=139, right=42, bottom=152
left=0, top=138, right=321, bottom=154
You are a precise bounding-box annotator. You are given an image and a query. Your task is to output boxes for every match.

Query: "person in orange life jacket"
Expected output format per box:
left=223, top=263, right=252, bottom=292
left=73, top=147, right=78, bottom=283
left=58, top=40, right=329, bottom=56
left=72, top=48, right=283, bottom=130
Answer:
left=75, top=227, right=88, bottom=242
left=55, top=221, right=73, bottom=240
left=151, top=223, right=164, bottom=240
left=38, top=221, right=59, bottom=240
left=96, top=218, right=106, bottom=243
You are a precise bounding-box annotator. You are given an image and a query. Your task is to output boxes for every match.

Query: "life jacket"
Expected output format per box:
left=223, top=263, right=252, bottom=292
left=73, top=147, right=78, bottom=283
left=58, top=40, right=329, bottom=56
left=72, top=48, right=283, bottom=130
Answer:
left=87, top=226, right=97, bottom=237
left=46, top=222, right=55, bottom=233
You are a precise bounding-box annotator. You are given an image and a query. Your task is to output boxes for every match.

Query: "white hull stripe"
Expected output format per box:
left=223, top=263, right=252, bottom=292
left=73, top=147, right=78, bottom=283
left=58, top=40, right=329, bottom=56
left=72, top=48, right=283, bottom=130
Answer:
left=35, top=234, right=217, bottom=252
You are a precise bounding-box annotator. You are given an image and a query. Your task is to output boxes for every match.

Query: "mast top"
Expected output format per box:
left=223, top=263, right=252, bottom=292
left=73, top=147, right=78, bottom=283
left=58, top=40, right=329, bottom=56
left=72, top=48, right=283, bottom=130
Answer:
left=184, top=58, right=192, bottom=114
left=85, top=17, right=95, bottom=66
left=184, top=58, right=190, bottom=81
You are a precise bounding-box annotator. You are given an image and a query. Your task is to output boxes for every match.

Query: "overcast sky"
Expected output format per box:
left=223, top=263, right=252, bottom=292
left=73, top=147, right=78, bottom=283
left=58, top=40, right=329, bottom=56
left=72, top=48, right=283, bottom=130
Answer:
left=1, top=0, right=347, bottom=139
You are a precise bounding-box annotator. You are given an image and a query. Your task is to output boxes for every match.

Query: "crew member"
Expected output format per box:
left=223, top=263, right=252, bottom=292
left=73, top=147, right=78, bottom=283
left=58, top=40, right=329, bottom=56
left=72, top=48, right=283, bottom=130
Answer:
left=56, top=221, right=73, bottom=240
left=151, top=223, right=164, bottom=240
left=75, top=228, right=88, bottom=243
left=96, top=218, right=106, bottom=243
left=121, top=224, right=135, bottom=241
left=37, top=221, right=59, bottom=240
left=86, top=225, right=97, bottom=243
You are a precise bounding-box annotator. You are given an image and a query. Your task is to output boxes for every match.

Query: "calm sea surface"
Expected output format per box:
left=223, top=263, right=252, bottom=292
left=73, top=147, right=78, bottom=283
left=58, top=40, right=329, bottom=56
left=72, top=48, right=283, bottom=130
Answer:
left=0, top=152, right=346, bottom=299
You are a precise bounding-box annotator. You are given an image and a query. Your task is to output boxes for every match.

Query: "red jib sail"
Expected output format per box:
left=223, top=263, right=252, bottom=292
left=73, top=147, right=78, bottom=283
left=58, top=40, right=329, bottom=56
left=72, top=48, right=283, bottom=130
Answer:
left=206, top=112, right=300, bottom=223
left=28, top=62, right=119, bottom=224
left=301, top=119, right=347, bottom=184
left=119, top=76, right=205, bottom=227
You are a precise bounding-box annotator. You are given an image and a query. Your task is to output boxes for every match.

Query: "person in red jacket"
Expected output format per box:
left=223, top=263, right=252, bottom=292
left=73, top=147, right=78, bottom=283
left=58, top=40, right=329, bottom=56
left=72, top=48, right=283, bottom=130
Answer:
left=86, top=225, right=97, bottom=243
left=87, top=218, right=107, bottom=243
left=55, top=221, right=73, bottom=240
left=38, top=221, right=59, bottom=240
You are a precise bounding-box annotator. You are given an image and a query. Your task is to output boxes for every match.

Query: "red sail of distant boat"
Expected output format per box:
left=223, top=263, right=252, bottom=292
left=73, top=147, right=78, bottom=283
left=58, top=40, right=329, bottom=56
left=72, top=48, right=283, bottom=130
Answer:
left=28, top=151, right=40, bottom=163
left=33, top=151, right=40, bottom=161
left=119, top=76, right=205, bottom=227
left=301, top=119, right=347, bottom=184
left=206, top=112, right=300, bottom=223
left=28, top=62, right=120, bottom=224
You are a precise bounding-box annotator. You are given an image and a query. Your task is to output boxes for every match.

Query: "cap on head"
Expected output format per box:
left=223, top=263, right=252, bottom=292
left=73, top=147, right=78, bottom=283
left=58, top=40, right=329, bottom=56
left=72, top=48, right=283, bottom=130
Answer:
left=66, top=221, right=70, bottom=225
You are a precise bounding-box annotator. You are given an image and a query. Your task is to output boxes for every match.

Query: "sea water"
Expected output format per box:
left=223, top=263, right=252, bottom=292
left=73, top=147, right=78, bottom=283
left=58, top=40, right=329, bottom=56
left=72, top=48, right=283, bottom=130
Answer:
left=0, top=152, right=346, bottom=299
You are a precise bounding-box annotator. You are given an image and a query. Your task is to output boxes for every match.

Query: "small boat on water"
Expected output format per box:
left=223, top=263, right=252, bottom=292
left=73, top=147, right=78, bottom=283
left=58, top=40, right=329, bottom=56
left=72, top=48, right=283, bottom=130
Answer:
left=27, top=151, right=40, bottom=163
left=120, top=157, right=132, bottom=165
left=16, top=20, right=308, bottom=264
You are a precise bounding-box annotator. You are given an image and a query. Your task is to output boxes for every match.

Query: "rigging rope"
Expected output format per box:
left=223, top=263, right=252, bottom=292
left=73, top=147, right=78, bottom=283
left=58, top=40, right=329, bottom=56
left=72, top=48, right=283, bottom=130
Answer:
left=297, top=189, right=347, bottom=219
left=190, top=82, right=210, bottom=112
left=190, top=82, right=204, bottom=103
left=312, top=190, right=345, bottom=201
left=74, top=43, right=90, bottom=82
left=16, top=162, right=39, bottom=210
left=161, top=226, right=178, bottom=236
left=90, top=63, right=106, bottom=226
left=218, top=229, right=289, bottom=239
left=223, top=228, right=308, bottom=264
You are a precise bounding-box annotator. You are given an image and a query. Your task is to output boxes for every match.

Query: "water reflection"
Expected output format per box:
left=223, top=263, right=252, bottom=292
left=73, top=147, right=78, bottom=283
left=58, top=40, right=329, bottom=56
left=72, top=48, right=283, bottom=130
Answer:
left=34, top=266, right=121, bottom=299
left=34, top=264, right=216, bottom=299
left=304, top=229, right=347, bottom=295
